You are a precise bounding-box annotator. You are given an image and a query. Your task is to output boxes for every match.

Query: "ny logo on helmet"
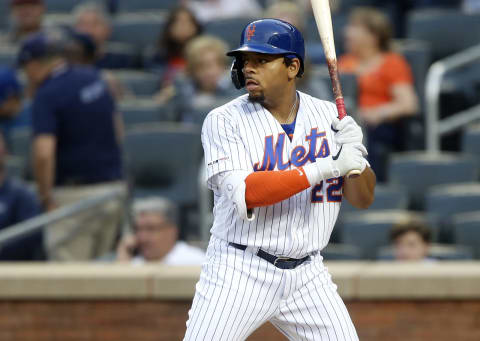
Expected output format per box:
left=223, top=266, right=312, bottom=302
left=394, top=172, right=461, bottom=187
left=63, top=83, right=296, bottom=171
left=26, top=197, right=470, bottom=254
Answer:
left=246, top=24, right=256, bottom=41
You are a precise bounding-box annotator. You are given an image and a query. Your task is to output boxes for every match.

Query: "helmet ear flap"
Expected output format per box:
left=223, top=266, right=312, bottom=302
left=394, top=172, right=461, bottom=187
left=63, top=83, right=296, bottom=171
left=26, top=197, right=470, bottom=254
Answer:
left=230, top=57, right=245, bottom=89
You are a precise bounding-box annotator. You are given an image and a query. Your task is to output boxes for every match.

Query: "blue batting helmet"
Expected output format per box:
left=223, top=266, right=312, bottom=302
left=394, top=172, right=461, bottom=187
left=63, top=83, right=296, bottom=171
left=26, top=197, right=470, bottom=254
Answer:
left=227, top=18, right=305, bottom=89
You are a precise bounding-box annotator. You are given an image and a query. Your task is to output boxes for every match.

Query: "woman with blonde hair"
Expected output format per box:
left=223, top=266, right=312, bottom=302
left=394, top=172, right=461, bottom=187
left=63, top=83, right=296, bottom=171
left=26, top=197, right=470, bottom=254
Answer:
left=339, top=7, right=418, bottom=182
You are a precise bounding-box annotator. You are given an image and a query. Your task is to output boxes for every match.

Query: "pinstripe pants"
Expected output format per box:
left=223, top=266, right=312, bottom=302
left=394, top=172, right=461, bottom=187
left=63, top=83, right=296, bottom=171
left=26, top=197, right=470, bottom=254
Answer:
left=184, top=237, right=359, bottom=341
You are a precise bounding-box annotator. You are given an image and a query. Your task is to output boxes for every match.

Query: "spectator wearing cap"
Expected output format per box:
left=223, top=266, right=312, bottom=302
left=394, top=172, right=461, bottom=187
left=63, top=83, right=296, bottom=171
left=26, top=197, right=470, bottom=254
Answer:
left=18, top=30, right=126, bottom=261
left=390, top=221, right=432, bottom=262
left=164, top=35, right=237, bottom=122
left=0, top=67, right=33, bottom=146
left=3, top=0, right=45, bottom=44
left=116, top=197, right=206, bottom=265
left=73, top=1, right=134, bottom=69
left=0, top=132, right=44, bottom=261
left=62, top=26, right=133, bottom=101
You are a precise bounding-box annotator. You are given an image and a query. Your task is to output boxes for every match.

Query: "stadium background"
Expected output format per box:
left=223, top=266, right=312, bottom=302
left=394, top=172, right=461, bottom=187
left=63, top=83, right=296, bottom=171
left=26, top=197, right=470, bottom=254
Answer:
left=0, top=0, right=479, bottom=340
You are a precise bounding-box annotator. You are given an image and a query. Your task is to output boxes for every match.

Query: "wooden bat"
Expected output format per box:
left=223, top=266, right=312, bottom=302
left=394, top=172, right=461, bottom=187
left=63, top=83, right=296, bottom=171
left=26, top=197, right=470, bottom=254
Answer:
left=310, top=0, right=361, bottom=177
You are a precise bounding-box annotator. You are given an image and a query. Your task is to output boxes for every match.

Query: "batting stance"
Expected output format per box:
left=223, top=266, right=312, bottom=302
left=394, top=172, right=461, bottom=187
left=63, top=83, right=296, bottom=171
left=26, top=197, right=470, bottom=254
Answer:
left=184, top=19, right=375, bottom=341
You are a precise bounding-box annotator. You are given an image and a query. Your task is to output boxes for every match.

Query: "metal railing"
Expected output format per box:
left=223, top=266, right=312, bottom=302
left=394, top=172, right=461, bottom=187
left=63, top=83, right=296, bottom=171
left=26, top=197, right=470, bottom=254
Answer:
left=425, top=44, right=480, bottom=152
left=0, top=187, right=126, bottom=250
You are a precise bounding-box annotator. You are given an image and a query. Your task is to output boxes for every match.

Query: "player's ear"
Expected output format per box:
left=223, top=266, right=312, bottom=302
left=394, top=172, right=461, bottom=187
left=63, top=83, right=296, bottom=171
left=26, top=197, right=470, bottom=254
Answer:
left=287, top=58, right=301, bottom=80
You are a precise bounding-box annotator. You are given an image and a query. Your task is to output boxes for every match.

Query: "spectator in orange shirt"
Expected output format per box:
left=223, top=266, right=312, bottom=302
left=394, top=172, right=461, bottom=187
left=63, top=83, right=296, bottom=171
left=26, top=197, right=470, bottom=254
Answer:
left=338, top=7, right=418, bottom=182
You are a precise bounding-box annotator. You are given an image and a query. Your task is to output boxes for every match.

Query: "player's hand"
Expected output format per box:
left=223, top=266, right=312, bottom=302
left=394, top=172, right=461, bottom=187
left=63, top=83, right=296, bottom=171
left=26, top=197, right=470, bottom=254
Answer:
left=332, top=142, right=367, bottom=176
left=331, top=116, right=364, bottom=145
left=303, top=143, right=366, bottom=185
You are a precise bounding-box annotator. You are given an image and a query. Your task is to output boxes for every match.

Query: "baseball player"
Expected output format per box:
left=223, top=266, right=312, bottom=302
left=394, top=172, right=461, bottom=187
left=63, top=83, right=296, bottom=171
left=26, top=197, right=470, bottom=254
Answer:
left=184, top=19, right=376, bottom=341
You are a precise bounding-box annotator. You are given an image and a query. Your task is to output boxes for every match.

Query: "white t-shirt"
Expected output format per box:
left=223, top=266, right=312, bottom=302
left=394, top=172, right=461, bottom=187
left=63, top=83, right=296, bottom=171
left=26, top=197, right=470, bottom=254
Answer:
left=132, top=241, right=206, bottom=266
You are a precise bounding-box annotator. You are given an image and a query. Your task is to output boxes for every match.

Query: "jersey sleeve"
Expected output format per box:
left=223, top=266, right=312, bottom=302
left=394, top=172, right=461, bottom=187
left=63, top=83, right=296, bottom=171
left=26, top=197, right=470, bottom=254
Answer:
left=32, top=90, right=58, bottom=136
left=201, top=110, right=252, bottom=190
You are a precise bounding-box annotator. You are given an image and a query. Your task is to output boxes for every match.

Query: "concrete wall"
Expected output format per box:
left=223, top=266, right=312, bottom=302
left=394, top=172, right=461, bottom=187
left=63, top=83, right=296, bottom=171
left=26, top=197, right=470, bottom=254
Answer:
left=0, top=262, right=479, bottom=340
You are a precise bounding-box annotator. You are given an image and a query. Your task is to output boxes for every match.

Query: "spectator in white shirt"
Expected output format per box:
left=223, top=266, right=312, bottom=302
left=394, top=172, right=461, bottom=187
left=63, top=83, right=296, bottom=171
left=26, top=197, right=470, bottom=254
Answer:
left=116, top=197, right=205, bottom=265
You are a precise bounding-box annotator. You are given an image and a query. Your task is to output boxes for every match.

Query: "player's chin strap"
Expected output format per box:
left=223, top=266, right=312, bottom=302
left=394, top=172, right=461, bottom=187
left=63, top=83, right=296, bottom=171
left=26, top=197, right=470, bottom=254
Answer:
left=220, top=170, right=255, bottom=221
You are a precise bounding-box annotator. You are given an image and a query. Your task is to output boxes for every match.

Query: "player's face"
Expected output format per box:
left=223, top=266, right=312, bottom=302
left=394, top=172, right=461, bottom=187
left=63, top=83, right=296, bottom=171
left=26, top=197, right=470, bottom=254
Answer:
left=241, top=52, right=289, bottom=103
left=393, top=231, right=429, bottom=261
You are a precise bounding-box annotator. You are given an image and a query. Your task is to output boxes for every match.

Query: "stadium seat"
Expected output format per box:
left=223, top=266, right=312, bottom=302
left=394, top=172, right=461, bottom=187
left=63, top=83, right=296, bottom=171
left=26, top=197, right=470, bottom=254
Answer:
left=205, top=17, right=257, bottom=48
left=397, top=39, right=432, bottom=108
left=340, top=184, right=408, bottom=215
left=462, top=123, right=480, bottom=168
left=119, top=100, right=174, bottom=128
left=426, top=183, right=480, bottom=241
left=377, top=243, right=474, bottom=260
left=44, top=0, right=83, bottom=13
left=124, top=123, right=202, bottom=206
left=114, top=70, right=159, bottom=96
left=0, top=46, right=17, bottom=68
left=102, top=42, right=139, bottom=69
left=321, top=243, right=362, bottom=260
left=0, top=1, right=9, bottom=30
left=110, top=13, right=166, bottom=50
left=118, top=0, right=177, bottom=12
left=406, top=9, right=480, bottom=61
left=340, top=210, right=424, bottom=259
left=388, top=152, right=477, bottom=210
left=453, top=212, right=480, bottom=259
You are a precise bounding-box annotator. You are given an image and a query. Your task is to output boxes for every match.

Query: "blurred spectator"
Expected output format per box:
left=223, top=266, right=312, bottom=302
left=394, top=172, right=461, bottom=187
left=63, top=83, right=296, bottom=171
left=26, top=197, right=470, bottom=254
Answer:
left=0, top=132, right=44, bottom=261
left=73, top=1, right=133, bottom=69
left=116, top=197, right=205, bottom=265
left=18, top=30, right=125, bottom=261
left=338, top=7, right=418, bottom=182
left=164, top=35, right=236, bottom=122
left=390, top=221, right=432, bottom=262
left=0, top=67, right=32, bottom=145
left=1, top=0, right=45, bottom=44
left=145, top=6, right=203, bottom=89
left=263, top=1, right=331, bottom=100
left=187, top=0, right=262, bottom=22
left=62, top=26, right=133, bottom=101
left=264, top=0, right=304, bottom=30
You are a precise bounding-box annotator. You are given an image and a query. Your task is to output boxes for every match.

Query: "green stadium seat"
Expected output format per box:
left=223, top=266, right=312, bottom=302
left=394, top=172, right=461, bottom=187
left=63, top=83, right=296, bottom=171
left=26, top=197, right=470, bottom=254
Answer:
left=124, top=123, right=202, bottom=206
left=388, top=152, right=477, bottom=210
left=340, top=210, right=425, bottom=259
left=453, top=212, right=480, bottom=259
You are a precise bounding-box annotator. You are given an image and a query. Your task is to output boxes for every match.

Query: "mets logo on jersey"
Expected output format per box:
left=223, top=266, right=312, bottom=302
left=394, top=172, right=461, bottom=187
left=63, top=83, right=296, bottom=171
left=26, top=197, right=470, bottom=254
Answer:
left=254, top=128, right=330, bottom=171
left=246, top=24, right=256, bottom=41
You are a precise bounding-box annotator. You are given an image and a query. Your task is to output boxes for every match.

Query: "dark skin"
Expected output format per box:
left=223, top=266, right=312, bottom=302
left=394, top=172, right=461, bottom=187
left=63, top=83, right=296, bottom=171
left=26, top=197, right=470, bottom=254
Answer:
left=240, top=52, right=376, bottom=209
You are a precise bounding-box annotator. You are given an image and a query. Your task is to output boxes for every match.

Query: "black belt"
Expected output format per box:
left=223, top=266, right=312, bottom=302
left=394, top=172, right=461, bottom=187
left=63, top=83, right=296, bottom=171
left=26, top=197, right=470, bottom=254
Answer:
left=229, top=242, right=310, bottom=270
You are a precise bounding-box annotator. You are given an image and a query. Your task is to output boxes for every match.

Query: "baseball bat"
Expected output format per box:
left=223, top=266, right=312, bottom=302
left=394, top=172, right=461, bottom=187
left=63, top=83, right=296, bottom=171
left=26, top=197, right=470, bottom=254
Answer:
left=310, top=0, right=361, bottom=177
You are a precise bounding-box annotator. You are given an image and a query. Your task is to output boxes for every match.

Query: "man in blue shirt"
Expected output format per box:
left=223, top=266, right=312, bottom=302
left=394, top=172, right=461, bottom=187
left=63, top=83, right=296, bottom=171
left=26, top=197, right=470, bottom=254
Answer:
left=18, top=30, right=126, bottom=261
left=0, top=132, right=44, bottom=260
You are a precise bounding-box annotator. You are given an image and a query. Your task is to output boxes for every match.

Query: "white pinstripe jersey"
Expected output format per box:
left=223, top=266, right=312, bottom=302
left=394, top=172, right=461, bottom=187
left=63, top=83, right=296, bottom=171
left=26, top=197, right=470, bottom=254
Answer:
left=202, top=91, right=343, bottom=259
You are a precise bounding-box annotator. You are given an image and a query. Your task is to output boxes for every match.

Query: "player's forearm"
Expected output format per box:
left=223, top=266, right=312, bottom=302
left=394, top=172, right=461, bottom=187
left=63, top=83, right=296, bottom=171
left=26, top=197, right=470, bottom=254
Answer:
left=245, top=168, right=310, bottom=209
left=343, top=166, right=376, bottom=209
